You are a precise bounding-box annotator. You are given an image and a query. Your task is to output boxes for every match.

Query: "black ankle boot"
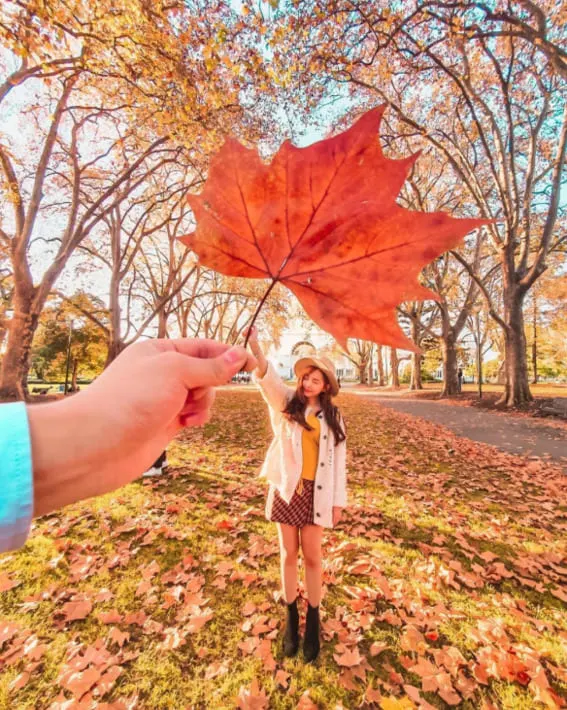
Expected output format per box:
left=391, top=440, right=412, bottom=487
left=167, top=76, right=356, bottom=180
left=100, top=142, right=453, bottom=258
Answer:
left=283, top=599, right=299, bottom=657
left=303, top=603, right=320, bottom=662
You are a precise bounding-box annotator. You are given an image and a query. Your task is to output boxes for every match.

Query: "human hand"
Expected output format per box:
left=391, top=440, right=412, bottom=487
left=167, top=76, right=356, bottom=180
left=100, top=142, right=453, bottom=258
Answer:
left=332, top=506, right=343, bottom=527
left=246, top=326, right=259, bottom=345
left=245, top=326, right=267, bottom=377
left=27, top=339, right=257, bottom=516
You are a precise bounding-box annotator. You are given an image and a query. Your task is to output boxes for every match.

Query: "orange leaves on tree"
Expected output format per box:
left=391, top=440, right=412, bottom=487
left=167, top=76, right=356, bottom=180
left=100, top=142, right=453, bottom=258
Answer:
left=182, top=107, right=487, bottom=350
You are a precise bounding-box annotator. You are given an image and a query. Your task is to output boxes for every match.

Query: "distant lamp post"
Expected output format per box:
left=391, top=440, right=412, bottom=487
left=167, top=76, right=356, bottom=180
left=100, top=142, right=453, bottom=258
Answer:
left=64, top=319, right=75, bottom=395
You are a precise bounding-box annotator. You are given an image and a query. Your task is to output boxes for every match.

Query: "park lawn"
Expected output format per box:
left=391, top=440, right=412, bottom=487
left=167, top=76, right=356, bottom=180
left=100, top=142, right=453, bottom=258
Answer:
left=0, top=391, right=566, bottom=710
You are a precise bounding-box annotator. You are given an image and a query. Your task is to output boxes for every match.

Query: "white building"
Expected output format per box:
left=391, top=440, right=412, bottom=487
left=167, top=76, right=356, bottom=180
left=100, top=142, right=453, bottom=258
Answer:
left=266, top=326, right=356, bottom=381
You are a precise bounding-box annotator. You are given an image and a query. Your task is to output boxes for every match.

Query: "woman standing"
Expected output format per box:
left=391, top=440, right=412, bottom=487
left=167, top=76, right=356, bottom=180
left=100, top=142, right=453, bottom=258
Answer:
left=248, top=328, right=347, bottom=662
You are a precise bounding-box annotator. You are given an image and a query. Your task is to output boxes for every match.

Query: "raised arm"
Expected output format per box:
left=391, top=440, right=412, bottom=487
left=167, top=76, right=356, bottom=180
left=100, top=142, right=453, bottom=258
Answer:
left=247, top=326, right=268, bottom=378
left=247, top=327, right=293, bottom=415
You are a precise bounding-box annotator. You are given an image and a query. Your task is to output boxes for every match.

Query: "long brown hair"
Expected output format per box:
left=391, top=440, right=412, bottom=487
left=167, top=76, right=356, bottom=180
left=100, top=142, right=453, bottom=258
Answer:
left=283, top=367, right=346, bottom=445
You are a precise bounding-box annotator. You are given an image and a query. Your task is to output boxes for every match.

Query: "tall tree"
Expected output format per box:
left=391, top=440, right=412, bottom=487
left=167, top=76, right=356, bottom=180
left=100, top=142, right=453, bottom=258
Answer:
left=405, top=301, right=437, bottom=391
left=0, top=76, right=170, bottom=398
left=389, top=348, right=400, bottom=389
left=278, top=0, right=567, bottom=406
left=30, top=293, right=108, bottom=383
left=344, top=339, right=374, bottom=384
left=183, top=272, right=289, bottom=346
left=376, top=344, right=386, bottom=387
left=0, top=0, right=268, bottom=399
left=78, top=160, right=201, bottom=363
left=395, top=147, right=485, bottom=395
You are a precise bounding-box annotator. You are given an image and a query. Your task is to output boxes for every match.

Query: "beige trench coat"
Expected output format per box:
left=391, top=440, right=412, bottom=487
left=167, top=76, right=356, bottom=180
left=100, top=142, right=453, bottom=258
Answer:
left=253, top=363, right=347, bottom=529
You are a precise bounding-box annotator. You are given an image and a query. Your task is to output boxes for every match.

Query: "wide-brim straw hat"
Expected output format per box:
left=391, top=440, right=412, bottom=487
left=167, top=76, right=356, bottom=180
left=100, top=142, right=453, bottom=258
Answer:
left=294, top=356, right=339, bottom=397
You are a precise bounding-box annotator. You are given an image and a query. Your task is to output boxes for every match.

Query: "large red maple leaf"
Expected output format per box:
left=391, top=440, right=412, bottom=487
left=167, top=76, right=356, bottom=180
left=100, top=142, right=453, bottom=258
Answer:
left=180, top=107, right=485, bottom=350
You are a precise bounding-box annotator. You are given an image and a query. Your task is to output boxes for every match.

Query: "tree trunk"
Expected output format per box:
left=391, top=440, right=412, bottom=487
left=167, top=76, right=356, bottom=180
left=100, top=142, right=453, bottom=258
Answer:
left=0, top=292, right=38, bottom=401
left=368, top=344, right=374, bottom=385
left=497, top=360, right=506, bottom=385
left=410, top=351, right=423, bottom=390
left=157, top=308, right=168, bottom=339
left=104, top=266, right=124, bottom=367
left=441, top=332, right=459, bottom=396
left=377, top=345, right=385, bottom=386
left=476, top=340, right=483, bottom=399
left=71, top=358, right=78, bottom=392
left=500, top=292, right=532, bottom=406
left=33, top=360, right=46, bottom=381
left=105, top=337, right=126, bottom=367
left=358, top=359, right=369, bottom=384
left=531, top=296, right=538, bottom=384
left=389, top=348, right=400, bottom=388
left=409, top=320, right=423, bottom=390
left=435, top=301, right=460, bottom=397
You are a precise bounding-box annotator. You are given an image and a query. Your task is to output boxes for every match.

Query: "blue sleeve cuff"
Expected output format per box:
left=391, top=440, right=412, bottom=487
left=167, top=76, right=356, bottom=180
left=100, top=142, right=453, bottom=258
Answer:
left=0, top=402, right=33, bottom=552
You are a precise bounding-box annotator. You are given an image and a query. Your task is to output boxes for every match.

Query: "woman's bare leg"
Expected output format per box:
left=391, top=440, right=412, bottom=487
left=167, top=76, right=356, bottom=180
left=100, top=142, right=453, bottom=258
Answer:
left=277, top=523, right=300, bottom=602
left=300, top=524, right=323, bottom=607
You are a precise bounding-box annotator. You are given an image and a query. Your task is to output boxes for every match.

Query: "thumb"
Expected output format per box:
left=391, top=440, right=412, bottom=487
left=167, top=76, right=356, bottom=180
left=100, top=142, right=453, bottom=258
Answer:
left=167, top=346, right=255, bottom=389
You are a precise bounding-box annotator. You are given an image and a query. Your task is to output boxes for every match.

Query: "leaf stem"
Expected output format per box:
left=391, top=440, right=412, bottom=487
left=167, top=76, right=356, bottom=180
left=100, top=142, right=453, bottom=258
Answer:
left=243, top=278, right=279, bottom=348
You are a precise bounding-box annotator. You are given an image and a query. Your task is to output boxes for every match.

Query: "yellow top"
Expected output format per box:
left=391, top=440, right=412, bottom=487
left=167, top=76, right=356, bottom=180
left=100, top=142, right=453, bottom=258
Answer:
left=301, top=413, right=321, bottom=481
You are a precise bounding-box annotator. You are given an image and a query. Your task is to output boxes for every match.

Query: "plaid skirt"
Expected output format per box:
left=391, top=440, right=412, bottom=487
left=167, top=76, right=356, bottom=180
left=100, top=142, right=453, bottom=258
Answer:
left=268, top=479, right=315, bottom=527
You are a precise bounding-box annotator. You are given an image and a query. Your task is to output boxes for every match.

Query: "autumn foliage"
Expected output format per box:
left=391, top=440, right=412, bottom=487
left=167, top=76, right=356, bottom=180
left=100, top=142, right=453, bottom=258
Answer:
left=182, top=108, right=486, bottom=351
left=1, top=391, right=565, bottom=708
